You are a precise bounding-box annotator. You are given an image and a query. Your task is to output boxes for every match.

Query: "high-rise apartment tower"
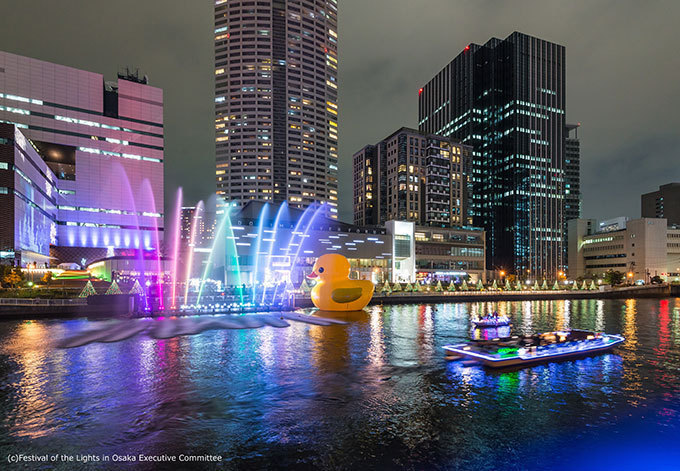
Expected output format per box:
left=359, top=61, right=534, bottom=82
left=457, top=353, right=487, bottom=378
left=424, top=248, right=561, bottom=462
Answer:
left=215, top=0, right=339, bottom=217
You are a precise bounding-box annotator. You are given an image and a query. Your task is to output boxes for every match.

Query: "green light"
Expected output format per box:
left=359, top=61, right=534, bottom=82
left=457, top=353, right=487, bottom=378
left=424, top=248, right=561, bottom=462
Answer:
left=497, top=347, right=518, bottom=357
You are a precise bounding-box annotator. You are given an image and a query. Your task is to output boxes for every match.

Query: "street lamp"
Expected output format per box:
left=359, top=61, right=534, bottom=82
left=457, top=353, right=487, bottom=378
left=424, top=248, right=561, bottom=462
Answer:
left=627, top=272, right=634, bottom=285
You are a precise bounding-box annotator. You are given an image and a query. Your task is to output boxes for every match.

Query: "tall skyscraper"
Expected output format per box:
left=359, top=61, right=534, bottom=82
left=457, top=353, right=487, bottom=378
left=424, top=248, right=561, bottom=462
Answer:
left=353, top=127, right=471, bottom=228
left=214, top=0, right=339, bottom=218
left=419, top=32, right=566, bottom=279
left=0, top=50, right=164, bottom=266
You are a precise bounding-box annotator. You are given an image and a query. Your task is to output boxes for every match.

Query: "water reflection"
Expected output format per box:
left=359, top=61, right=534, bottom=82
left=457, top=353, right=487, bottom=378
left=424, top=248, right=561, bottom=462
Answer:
left=0, top=299, right=679, bottom=469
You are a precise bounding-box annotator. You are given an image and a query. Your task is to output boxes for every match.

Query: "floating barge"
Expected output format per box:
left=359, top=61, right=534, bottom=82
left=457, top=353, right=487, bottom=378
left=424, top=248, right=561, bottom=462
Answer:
left=444, top=329, right=624, bottom=368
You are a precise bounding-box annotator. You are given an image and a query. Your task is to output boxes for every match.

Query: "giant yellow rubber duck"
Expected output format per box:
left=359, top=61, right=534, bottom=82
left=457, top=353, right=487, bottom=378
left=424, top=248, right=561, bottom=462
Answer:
left=307, top=254, right=374, bottom=311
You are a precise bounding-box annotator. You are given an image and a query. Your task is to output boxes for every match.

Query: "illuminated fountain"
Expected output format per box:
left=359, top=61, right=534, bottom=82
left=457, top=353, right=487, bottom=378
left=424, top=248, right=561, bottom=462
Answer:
left=113, top=163, right=148, bottom=309
left=169, top=188, right=183, bottom=309
left=141, top=178, right=164, bottom=310
left=164, top=195, right=328, bottom=314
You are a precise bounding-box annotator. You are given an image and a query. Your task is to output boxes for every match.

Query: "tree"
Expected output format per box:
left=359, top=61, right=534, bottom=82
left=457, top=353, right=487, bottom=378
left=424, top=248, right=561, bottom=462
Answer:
left=650, top=275, right=663, bottom=284
left=3, top=271, right=21, bottom=289
left=0, top=265, right=12, bottom=284
left=41, top=271, right=53, bottom=287
left=604, top=270, right=624, bottom=286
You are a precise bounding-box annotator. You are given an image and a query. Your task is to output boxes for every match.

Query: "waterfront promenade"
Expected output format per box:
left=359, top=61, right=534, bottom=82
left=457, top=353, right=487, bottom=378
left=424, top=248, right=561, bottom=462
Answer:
left=0, top=284, right=673, bottom=319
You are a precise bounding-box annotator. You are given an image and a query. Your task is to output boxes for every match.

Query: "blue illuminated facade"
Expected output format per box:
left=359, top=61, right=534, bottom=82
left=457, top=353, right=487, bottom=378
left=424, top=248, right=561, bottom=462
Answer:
left=0, top=124, right=57, bottom=265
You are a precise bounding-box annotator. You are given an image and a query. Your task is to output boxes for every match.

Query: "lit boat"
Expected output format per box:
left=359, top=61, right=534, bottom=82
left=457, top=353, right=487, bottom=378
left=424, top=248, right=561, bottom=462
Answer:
left=443, top=329, right=624, bottom=368
left=473, top=315, right=511, bottom=327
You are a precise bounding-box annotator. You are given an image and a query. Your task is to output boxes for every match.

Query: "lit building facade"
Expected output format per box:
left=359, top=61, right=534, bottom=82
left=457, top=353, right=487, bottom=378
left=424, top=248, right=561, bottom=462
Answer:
left=215, top=0, right=339, bottom=217
left=0, top=124, right=57, bottom=266
left=181, top=206, right=205, bottom=244
left=419, top=32, right=566, bottom=279
left=353, top=127, right=471, bottom=228
left=414, top=226, right=486, bottom=283
left=0, top=51, right=164, bottom=266
left=642, top=183, right=680, bottom=226
left=568, top=217, right=680, bottom=282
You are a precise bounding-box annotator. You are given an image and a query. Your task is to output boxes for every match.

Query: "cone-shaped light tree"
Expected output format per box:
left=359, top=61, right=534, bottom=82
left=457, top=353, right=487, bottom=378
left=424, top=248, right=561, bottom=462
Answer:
left=79, top=280, right=96, bottom=298
left=105, top=280, right=122, bottom=295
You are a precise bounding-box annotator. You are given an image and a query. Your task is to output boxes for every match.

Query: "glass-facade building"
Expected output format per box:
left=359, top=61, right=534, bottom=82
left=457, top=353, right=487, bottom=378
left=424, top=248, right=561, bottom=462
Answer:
left=418, top=32, right=566, bottom=279
left=0, top=50, right=164, bottom=266
left=215, top=0, right=339, bottom=217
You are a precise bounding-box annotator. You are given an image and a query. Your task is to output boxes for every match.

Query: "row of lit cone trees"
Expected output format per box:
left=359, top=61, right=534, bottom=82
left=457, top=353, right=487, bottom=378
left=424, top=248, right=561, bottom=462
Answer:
left=370, top=278, right=600, bottom=294
left=78, top=279, right=146, bottom=298
left=295, top=278, right=600, bottom=295
left=80, top=277, right=600, bottom=298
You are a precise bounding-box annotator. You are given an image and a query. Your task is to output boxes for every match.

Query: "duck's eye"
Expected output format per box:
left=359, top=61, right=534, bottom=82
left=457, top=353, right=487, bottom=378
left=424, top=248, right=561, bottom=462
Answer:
left=318, top=267, right=324, bottom=273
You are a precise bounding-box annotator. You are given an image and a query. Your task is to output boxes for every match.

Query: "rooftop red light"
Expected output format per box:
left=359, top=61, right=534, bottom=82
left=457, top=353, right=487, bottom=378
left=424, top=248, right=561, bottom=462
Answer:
left=419, top=88, right=423, bottom=95
left=464, top=45, right=470, bottom=51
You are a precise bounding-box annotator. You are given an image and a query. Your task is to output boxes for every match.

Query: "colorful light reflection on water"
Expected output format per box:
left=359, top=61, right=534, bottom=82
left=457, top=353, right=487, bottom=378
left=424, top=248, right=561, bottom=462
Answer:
left=0, top=298, right=679, bottom=470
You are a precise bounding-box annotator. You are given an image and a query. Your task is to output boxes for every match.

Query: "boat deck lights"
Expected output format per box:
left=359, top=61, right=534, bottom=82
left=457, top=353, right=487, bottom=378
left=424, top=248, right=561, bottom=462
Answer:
left=444, top=334, right=624, bottom=363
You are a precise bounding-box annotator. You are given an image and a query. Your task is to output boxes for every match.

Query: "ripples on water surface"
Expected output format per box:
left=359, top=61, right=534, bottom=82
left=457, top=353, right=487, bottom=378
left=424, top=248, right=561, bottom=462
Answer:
left=1, top=298, right=679, bottom=470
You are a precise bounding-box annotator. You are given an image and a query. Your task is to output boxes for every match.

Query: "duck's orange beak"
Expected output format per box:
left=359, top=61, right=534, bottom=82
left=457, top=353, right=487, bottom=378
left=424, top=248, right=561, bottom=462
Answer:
left=307, top=271, right=318, bottom=279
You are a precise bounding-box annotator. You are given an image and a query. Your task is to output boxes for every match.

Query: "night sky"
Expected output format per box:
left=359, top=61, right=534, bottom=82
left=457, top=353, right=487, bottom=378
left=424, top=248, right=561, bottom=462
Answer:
left=1, top=0, right=678, bottom=224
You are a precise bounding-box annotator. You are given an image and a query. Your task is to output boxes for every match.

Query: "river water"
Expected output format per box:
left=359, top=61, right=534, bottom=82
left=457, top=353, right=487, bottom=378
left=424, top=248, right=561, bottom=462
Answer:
left=0, top=298, right=679, bottom=470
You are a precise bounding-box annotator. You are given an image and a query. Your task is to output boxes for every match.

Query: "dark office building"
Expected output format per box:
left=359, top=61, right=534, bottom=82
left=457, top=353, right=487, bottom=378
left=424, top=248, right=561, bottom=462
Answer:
left=642, top=183, right=680, bottom=226
left=418, top=32, right=566, bottom=279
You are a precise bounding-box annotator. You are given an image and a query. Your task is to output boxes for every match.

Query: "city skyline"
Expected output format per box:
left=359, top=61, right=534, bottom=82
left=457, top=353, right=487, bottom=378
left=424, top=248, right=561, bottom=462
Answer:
left=1, top=1, right=677, bottom=224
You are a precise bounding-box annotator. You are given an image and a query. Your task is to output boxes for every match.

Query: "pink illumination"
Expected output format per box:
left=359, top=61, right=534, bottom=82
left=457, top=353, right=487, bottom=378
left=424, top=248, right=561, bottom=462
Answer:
left=169, top=188, right=183, bottom=309
left=183, top=200, right=204, bottom=306
left=142, top=179, right=164, bottom=310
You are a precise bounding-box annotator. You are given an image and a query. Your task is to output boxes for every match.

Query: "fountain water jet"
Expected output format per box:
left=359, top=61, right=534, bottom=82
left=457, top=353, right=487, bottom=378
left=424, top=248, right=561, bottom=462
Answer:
left=113, top=163, right=147, bottom=307
left=261, top=202, right=288, bottom=304
left=183, top=200, right=204, bottom=306
left=223, top=203, right=244, bottom=305
left=271, top=202, right=322, bottom=303
left=142, top=178, right=164, bottom=310
left=196, top=200, right=243, bottom=305
left=250, top=203, right=270, bottom=302
left=169, top=188, right=183, bottom=309
left=286, top=202, right=327, bottom=290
